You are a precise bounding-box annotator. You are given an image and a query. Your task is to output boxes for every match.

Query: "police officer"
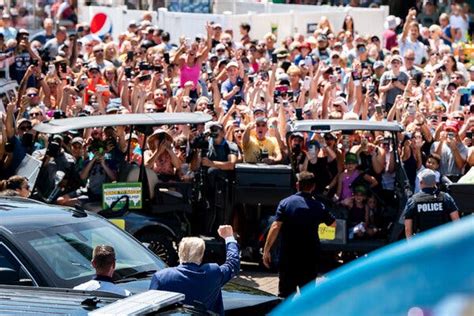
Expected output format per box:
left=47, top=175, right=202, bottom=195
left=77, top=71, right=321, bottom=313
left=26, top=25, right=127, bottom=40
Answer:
left=404, top=169, right=460, bottom=239
left=263, top=171, right=336, bottom=298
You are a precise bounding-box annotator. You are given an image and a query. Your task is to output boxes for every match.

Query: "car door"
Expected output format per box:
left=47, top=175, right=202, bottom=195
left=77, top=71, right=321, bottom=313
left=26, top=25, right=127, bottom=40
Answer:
left=0, top=242, right=36, bottom=286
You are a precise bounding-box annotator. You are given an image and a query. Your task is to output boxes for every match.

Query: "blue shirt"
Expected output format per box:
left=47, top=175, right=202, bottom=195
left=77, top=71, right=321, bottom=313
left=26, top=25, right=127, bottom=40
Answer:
left=220, top=78, right=244, bottom=111
left=149, top=240, right=239, bottom=315
left=275, top=192, right=335, bottom=262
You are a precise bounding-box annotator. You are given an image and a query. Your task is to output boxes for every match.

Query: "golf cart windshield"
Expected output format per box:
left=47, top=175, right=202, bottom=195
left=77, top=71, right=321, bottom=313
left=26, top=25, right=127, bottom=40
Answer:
left=288, top=120, right=404, bottom=134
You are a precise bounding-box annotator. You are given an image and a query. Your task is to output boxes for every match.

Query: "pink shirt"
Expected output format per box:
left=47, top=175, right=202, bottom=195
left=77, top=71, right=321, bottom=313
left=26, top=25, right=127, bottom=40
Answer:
left=180, top=62, right=200, bottom=88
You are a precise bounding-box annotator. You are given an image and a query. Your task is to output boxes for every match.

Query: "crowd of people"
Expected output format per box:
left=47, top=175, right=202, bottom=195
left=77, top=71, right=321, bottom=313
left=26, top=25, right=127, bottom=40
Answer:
left=0, top=1, right=473, bottom=233
left=0, top=0, right=472, bottom=303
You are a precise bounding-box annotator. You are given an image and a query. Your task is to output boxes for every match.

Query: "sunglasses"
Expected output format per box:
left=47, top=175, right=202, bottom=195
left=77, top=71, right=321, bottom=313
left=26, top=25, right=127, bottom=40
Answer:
left=256, top=123, right=267, bottom=128
left=405, top=57, right=415, bottom=61
left=453, top=116, right=465, bottom=121
left=94, top=49, right=104, bottom=53
left=29, top=112, right=42, bottom=117
left=145, top=108, right=157, bottom=112
left=27, top=93, right=38, bottom=97
left=234, top=129, right=244, bottom=133
left=72, top=144, right=83, bottom=149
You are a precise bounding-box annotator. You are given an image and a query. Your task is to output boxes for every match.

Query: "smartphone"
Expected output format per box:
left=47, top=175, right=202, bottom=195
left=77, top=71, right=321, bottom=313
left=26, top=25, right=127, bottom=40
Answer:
left=236, top=78, right=244, bottom=90
left=305, top=55, right=312, bottom=67
left=375, top=105, right=383, bottom=114
left=163, top=52, right=170, bottom=64
left=48, top=64, right=56, bottom=75
left=271, top=53, right=278, bottom=64
left=234, top=95, right=242, bottom=105
left=447, top=132, right=455, bottom=140
left=303, top=76, right=311, bottom=90
left=138, top=74, right=151, bottom=82
left=351, top=70, right=361, bottom=81
left=154, top=65, right=163, bottom=72
left=466, top=132, right=473, bottom=139
left=470, top=104, right=474, bottom=113
left=31, top=59, right=39, bottom=67
left=368, top=83, right=376, bottom=95
left=96, top=85, right=109, bottom=92
left=60, top=63, right=67, bottom=73
left=424, top=79, right=431, bottom=87
left=124, top=67, right=132, bottom=79
left=441, top=116, right=448, bottom=122
left=127, top=51, right=134, bottom=61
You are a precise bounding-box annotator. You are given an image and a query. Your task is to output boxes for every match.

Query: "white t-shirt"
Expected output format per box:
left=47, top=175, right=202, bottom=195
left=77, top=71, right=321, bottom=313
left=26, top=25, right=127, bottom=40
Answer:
left=398, top=36, right=428, bottom=65
left=74, top=279, right=131, bottom=296
left=450, top=14, right=468, bottom=42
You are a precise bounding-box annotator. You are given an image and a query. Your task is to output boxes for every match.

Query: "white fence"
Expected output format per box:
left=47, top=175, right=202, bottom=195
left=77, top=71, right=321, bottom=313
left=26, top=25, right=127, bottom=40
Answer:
left=79, top=4, right=389, bottom=44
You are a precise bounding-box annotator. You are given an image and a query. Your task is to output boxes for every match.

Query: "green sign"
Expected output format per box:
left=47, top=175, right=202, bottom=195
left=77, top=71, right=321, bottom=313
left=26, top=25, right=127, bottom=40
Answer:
left=102, top=182, right=142, bottom=210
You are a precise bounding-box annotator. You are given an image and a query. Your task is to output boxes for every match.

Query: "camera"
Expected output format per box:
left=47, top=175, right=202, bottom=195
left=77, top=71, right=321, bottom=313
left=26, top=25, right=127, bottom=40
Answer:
left=46, top=141, right=61, bottom=158
left=124, top=67, right=132, bottom=79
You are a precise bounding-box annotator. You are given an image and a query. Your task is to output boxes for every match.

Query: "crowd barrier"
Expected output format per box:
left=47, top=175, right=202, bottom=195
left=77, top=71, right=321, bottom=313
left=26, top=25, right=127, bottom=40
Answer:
left=79, top=4, right=388, bottom=44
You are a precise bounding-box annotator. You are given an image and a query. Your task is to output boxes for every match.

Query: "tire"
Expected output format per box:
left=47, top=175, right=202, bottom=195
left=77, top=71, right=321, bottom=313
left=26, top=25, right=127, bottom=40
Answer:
left=138, top=233, right=178, bottom=267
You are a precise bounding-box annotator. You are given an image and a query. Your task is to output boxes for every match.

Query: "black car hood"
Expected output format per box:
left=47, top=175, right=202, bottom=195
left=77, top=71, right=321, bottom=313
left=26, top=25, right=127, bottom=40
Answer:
left=116, top=278, right=280, bottom=310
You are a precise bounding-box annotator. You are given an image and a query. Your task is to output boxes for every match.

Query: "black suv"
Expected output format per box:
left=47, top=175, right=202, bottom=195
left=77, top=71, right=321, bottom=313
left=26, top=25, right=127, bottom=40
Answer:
left=0, top=197, right=279, bottom=314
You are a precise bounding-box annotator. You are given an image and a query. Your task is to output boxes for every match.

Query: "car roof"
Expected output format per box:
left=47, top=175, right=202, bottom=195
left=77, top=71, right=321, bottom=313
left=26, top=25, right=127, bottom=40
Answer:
left=0, top=197, right=95, bottom=234
left=0, top=286, right=186, bottom=315
left=34, top=112, right=212, bottom=134
left=289, top=119, right=404, bottom=133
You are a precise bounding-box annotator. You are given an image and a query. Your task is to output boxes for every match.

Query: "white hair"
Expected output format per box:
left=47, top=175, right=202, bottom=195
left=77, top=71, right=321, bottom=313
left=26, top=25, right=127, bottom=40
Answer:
left=178, top=237, right=205, bottom=265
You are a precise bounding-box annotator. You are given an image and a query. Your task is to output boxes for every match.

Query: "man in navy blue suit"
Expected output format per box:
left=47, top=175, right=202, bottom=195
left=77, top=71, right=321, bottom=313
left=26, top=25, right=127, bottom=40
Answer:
left=149, top=225, right=239, bottom=315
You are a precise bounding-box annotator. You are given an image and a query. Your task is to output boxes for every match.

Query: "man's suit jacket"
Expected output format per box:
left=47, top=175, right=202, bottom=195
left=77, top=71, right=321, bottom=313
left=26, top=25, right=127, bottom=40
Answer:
left=149, top=240, right=239, bottom=315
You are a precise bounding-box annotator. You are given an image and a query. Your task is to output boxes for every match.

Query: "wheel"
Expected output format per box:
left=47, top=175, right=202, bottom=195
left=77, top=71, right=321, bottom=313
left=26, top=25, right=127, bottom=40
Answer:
left=138, top=233, right=178, bottom=267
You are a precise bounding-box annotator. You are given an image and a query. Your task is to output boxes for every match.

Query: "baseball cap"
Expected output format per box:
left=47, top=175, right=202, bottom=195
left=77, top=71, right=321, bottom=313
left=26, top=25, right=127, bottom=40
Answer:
left=226, top=61, right=239, bottom=69
left=391, top=55, right=403, bottom=63
left=444, top=120, right=460, bottom=133
left=71, top=137, right=84, bottom=145
left=345, top=152, right=359, bottom=165
left=215, top=43, right=226, bottom=51
left=16, top=118, right=32, bottom=129
left=373, top=60, right=385, bottom=70
left=253, top=107, right=266, bottom=114
left=317, top=34, right=327, bottom=42
left=255, top=117, right=268, bottom=124
left=353, top=185, right=368, bottom=195
left=418, top=168, right=437, bottom=187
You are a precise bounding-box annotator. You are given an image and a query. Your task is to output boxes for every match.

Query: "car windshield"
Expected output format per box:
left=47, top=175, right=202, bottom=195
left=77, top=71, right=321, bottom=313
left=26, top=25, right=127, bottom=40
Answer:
left=15, top=219, right=166, bottom=288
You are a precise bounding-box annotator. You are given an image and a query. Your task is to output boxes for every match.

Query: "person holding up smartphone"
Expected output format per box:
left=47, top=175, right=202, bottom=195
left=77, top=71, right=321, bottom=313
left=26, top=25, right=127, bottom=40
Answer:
left=378, top=55, right=409, bottom=111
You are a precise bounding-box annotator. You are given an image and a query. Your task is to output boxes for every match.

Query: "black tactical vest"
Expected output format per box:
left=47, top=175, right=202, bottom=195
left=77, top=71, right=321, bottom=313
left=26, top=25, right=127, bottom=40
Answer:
left=412, top=191, right=450, bottom=233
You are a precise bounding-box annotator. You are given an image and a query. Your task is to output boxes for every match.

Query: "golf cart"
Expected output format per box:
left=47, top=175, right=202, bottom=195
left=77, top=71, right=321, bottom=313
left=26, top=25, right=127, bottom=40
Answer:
left=34, top=113, right=212, bottom=266
left=286, top=120, right=410, bottom=257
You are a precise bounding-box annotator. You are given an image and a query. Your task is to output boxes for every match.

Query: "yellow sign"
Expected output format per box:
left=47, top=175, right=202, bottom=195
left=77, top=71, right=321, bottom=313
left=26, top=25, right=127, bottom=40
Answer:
left=318, top=224, right=336, bottom=240
left=110, top=219, right=125, bottom=230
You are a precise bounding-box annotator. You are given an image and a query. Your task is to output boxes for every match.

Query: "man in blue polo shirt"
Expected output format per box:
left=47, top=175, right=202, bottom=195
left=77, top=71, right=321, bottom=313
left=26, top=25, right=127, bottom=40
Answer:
left=263, top=171, right=336, bottom=298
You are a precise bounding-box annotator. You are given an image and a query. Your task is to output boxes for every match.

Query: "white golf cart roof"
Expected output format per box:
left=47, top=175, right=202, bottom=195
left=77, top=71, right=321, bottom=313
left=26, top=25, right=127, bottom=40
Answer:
left=289, top=120, right=404, bottom=133
left=34, top=112, right=212, bottom=134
